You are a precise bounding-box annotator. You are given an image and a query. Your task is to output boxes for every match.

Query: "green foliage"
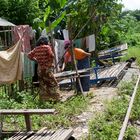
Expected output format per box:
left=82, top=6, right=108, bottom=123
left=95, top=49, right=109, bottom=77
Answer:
left=117, top=81, right=135, bottom=96
left=124, top=125, right=137, bottom=140
left=105, top=97, right=129, bottom=122
left=122, top=10, right=140, bottom=21
left=34, top=0, right=67, bottom=33
left=46, top=11, right=66, bottom=32
left=89, top=117, right=121, bottom=140
left=43, top=95, right=89, bottom=128
left=68, top=0, right=123, bottom=40
left=87, top=81, right=138, bottom=140
left=121, top=47, right=140, bottom=66
left=0, top=0, right=40, bottom=25
left=88, top=113, right=136, bottom=140
left=0, top=90, right=89, bottom=130
left=130, top=89, right=140, bottom=121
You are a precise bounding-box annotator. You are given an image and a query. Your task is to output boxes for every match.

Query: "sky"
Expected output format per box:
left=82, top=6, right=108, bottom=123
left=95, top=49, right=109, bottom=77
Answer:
left=121, top=0, right=140, bottom=10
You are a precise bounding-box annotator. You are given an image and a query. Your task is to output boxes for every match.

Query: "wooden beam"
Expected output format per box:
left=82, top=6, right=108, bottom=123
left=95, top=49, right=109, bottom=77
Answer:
left=118, top=74, right=140, bottom=140
left=0, top=109, right=55, bottom=115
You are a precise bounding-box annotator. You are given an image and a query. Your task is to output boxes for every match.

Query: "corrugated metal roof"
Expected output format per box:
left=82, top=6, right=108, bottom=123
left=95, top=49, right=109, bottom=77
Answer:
left=0, top=18, right=15, bottom=26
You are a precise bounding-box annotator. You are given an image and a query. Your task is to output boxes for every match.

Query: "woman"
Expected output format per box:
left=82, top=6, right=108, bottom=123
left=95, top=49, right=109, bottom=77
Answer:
left=28, top=37, right=60, bottom=101
left=61, top=40, right=91, bottom=92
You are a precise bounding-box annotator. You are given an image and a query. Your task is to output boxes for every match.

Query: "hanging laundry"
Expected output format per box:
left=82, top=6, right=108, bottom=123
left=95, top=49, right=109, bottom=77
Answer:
left=12, top=25, right=33, bottom=53
left=63, top=29, right=69, bottom=40
left=22, top=52, right=34, bottom=78
left=74, top=38, right=82, bottom=48
left=55, top=39, right=66, bottom=71
left=55, top=39, right=65, bottom=61
left=86, top=34, right=95, bottom=52
left=0, top=40, right=22, bottom=84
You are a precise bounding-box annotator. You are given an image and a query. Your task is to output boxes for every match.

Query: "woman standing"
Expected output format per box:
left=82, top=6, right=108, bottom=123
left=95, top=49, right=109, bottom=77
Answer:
left=28, top=37, right=60, bottom=101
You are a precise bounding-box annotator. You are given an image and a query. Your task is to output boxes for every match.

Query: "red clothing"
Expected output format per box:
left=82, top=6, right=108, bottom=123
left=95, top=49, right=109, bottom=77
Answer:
left=12, top=25, right=32, bottom=53
left=28, top=45, right=54, bottom=70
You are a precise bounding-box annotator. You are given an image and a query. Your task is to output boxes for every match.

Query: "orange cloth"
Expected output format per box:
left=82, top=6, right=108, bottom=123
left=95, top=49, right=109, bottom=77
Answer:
left=64, top=48, right=88, bottom=62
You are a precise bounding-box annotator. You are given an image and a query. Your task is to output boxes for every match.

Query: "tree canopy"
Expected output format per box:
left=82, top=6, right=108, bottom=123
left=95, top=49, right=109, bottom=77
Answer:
left=1, top=0, right=140, bottom=50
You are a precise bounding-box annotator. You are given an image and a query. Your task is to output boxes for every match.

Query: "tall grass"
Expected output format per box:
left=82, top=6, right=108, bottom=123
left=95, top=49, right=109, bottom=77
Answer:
left=0, top=91, right=89, bottom=131
left=122, top=46, right=140, bottom=66
left=88, top=81, right=138, bottom=140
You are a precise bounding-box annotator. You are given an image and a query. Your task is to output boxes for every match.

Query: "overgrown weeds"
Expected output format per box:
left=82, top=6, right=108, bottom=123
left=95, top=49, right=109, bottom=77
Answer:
left=88, top=80, right=138, bottom=140
left=121, top=47, right=140, bottom=66
left=0, top=90, right=89, bottom=130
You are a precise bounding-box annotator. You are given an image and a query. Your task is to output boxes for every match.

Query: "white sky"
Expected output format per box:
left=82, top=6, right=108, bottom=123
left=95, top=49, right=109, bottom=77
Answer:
left=121, top=0, right=140, bottom=10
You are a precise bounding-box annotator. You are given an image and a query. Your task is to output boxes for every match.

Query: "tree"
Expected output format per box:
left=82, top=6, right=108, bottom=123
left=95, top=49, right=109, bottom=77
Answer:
left=66, top=0, right=123, bottom=50
left=0, top=0, right=40, bottom=26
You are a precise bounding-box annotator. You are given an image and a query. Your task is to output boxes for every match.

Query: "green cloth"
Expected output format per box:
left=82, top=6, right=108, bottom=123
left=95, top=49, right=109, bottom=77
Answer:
left=22, top=53, right=34, bottom=78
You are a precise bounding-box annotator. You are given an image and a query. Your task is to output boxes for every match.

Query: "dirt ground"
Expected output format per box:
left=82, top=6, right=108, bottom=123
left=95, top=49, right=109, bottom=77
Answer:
left=70, top=62, right=140, bottom=140
left=72, top=87, right=117, bottom=139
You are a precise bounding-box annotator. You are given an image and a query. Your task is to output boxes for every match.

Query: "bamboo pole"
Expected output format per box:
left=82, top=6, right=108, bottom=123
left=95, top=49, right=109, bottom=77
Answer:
left=66, top=12, right=96, bottom=94
left=49, top=21, right=58, bottom=73
left=68, top=17, right=84, bottom=94
left=52, top=12, right=95, bottom=71
left=118, top=73, right=140, bottom=140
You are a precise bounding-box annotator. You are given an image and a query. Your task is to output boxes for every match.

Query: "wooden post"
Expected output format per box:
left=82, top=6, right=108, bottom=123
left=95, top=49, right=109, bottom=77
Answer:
left=68, top=17, right=84, bottom=94
left=49, top=21, right=58, bottom=73
left=71, top=43, right=84, bottom=94
left=24, top=114, right=31, bottom=131
left=0, top=113, right=3, bottom=138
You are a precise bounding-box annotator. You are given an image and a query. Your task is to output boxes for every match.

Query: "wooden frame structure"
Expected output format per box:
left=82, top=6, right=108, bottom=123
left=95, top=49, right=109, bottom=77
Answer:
left=0, top=109, right=55, bottom=132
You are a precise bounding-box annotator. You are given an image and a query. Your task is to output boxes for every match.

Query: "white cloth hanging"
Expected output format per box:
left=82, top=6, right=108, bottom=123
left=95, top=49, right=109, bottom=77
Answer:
left=0, top=40, right=22, bottom=84
left=86, top=34, right=95, bottom=52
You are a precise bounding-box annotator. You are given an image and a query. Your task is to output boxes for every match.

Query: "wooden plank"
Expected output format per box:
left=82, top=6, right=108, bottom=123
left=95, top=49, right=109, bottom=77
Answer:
left=8, top=131, right=34, bottom=140
left=54, top=128, right=74, bottom=140
left=98, top=65, right=118, bottom=78
left=20, top=131, right=34, bottom=140
left=27, top=127, right=47, bottom=140
left=118, top=75, right=140, bottom=140
left=8, top=131, right=21, bottom=140
left=33, top=129, right=49, bottom=140
left=9, top=128, right=73, bottom=140
left=54, top=68, right=91, bottom=79
left=39, top=130, right=55, bottom=140
left=48, top=129, right=64, bottom=140
left=8, top=131, right=27, bottom=140
left=98, top=43, right=128, bottom=56
left=11, top=132, right=24, bottom=140
left=114, top=63, right=128, bottom=78
left=97, top=62, right=127, bottom=79
left=0, top=109, right=55, bottom=115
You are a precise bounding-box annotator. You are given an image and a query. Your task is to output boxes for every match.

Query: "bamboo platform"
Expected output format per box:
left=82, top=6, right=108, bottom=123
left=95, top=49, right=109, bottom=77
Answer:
left=90, top=62, right=128, bottom=84
left=54, top=62, right=128, bottom=87
left=8, top=127, right=74, bottom=140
